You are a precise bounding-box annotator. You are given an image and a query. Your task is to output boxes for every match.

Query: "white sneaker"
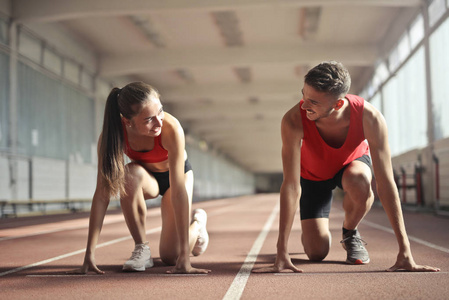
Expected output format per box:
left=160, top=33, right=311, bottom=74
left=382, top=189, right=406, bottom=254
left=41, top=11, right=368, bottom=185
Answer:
left=192, top=208, right=209, bottom=256
left=122, top=242, right=154, bottom=271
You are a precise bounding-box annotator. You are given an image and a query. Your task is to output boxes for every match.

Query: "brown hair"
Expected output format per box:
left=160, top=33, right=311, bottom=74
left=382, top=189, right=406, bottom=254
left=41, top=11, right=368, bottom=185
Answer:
left=304, top=61, right=351, bottom=98
left=99, top=82, right=160, bottom=197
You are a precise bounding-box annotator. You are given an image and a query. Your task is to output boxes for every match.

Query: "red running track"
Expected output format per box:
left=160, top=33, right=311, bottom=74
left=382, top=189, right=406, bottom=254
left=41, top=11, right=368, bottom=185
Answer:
left=1, top=194, right=448, bottom=299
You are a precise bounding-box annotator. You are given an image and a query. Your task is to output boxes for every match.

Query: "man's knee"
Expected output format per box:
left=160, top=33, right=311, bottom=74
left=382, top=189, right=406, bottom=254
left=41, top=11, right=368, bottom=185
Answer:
left=302, top=231, right=331, bottom=262
left=306, top=250, right=329, bottom=262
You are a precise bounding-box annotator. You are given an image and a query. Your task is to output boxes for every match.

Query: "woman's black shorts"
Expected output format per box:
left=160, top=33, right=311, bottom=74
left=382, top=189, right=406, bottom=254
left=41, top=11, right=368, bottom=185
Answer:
left=151, top=159, right=193, bottom=196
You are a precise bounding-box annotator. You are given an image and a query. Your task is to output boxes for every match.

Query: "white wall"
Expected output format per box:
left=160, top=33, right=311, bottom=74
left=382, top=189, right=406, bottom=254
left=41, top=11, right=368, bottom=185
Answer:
left=21, top=23, right=97, bottom=72
left=0, top=0, right=10, bottom=16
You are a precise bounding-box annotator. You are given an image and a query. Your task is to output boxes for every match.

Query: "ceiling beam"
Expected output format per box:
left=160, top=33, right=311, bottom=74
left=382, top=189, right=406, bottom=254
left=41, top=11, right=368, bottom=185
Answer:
left=172, top=102, right=291, bottom=120
left=162, top=81, right=301, bottom=103
left=100, top=44, right=377, bottom=76
left=12, top=0, right=423, bottom=23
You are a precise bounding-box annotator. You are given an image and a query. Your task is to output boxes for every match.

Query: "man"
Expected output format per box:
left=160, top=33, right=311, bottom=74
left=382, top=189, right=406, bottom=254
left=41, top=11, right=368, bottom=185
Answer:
left=254, top=61, right=439, bottom=273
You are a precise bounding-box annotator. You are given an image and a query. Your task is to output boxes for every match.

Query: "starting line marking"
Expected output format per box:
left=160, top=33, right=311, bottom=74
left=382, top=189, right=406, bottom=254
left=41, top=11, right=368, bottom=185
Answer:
left=1, top=202, right=235, bottom=278
left=274, top=271, right=448, bottom=276
left=222, top=202, right=280, bottom=300
left=25, top=273, right=209, bottom=278
left=0, top=226, right=161, bottom=277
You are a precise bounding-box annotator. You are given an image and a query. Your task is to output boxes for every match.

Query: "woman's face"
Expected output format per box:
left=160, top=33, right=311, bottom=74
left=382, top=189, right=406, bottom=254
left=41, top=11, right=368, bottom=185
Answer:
left=129, top=96, right=164, bottom=137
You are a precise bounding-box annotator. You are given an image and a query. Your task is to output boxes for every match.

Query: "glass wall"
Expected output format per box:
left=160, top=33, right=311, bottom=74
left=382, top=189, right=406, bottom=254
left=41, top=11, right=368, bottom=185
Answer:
left=17, top=62, right=95, bottom=162
left=186, top=144, right=255, bottom=200
left=429, top=16, right=449, bottom=140
left=382, top=47, right=427, bottom=156
left=0, top=51, right=8, bottom=150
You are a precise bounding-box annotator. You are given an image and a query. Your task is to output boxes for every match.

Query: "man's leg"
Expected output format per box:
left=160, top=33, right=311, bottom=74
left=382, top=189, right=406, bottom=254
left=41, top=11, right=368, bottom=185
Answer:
left=301, top=218, right=331, bottom=261
left=340, top=160, right=374, bottom=264
left=299, top=177, right=334, bottom=261
left=341, top=160, right=374, bottom=230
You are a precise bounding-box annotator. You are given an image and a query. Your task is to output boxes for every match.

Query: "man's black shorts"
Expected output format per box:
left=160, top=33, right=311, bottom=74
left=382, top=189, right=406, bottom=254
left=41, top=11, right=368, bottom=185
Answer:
left=299, top=155, right=371, bottom=220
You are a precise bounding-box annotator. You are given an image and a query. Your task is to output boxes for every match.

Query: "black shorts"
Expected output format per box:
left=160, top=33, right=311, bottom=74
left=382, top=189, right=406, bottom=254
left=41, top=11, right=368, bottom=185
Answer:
left=299, top=155, right=371, bottom=220
left=151, top=159, right=193, bottom=196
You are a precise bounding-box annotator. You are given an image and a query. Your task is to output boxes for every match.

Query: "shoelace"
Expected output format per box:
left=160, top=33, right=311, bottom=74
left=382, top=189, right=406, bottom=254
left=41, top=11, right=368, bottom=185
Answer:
left=129, top=247, right=146, bottom=260
left=340, top=235, right=367, bottom=246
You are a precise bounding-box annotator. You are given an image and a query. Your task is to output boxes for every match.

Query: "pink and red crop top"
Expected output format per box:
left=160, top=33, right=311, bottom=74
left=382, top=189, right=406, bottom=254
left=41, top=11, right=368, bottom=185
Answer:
left=300, top=94, right=370, bottom=181
left=122, top=124, right=168, bottom=163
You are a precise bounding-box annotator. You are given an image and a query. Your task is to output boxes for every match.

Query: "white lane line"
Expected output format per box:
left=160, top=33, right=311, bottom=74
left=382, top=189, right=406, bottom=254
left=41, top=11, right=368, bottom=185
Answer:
left=274, top=271, right=449, bottom=276
left=0, top=210, right=164, bottom=242
left=26, top=273, right=209, bottom=278
left=1, top=202, right=235, bottom=278
left=0, top=217, right=125, bottom=242
left=0, top=199, right=228, bottom=242
left=222, top=202, right=280, bottom=300
left=363, top=220, right=449, bottom=254
left=26, top=275, right=89, bottom=277
left=0, top=226, right=161, bottom=277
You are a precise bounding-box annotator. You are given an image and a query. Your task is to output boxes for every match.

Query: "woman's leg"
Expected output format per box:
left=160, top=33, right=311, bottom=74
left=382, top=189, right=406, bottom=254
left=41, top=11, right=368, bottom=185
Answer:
left=159, top=170, right=202, bottom=265
left=120, top=162, right=159, bottom=244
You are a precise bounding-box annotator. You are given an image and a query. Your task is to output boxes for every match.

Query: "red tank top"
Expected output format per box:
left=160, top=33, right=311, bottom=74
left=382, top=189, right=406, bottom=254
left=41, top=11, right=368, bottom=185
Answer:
left=300, top=94, right=370, bottom=181
left=122, top=124, right=168, bottom=163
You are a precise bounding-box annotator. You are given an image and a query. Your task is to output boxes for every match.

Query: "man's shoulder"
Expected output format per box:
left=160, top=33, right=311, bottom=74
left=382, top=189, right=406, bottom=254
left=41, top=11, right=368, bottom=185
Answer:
left=282, top=103, right=303, bottom=140
left=282, top=103, right=302, bottom=127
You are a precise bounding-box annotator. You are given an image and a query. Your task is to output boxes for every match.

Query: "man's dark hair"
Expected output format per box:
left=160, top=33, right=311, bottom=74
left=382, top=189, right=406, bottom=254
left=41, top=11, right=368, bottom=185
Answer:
left=304, top=61, right=351, bottom=98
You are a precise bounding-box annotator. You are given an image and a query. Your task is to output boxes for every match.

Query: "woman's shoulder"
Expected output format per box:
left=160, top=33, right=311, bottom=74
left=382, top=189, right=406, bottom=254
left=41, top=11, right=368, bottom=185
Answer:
left=163, top=112, right=183, bottom=135
left=160, top=112, right=185, bottom=150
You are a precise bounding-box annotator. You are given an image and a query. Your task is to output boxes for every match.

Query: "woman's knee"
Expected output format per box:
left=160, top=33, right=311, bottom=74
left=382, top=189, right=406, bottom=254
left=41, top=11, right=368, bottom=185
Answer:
left=159, top=246, right=178, bottom=266
left=124, top=163, right=147, bottom=184
left=122, top=163, right=159, bottom=199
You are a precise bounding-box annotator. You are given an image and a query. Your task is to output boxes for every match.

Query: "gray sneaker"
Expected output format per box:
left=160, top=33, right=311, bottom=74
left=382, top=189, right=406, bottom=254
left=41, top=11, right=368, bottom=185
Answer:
left=340, top=229, right=370, bottom=265
left=122, top=242, right=154, bottom=271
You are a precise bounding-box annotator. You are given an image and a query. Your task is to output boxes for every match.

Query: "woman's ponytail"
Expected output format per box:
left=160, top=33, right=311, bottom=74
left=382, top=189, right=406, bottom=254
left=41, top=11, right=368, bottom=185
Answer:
left=99, top=87, right=126, bottom=197
left=98, top=82, right=160, bottom=198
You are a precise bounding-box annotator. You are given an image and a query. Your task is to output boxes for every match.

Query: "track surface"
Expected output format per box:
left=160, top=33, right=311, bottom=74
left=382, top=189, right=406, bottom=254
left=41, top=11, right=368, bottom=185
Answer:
left=1, top=194, right=448, bottom=299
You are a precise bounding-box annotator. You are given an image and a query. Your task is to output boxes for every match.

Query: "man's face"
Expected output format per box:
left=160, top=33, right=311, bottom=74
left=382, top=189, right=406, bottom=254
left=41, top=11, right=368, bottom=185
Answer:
left=301, top=84, right=339, bottom=122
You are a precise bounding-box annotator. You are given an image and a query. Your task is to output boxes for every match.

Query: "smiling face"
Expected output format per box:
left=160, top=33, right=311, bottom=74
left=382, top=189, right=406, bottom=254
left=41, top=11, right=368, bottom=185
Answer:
left=301, top=84, right=340, bottom=122
left=126, top=95, right=165, bottom=137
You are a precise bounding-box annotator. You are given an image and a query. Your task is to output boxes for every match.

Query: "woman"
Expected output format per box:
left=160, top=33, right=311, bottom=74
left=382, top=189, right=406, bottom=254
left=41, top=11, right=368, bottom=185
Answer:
left=73, top=82, right=210, bottom=274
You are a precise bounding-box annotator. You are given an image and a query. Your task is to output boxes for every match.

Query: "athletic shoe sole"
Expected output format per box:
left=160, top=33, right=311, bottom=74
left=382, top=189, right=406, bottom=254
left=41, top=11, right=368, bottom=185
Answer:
left=122, top=258, right=154, bottom=272
left=346, top=258, right=370, bottom=265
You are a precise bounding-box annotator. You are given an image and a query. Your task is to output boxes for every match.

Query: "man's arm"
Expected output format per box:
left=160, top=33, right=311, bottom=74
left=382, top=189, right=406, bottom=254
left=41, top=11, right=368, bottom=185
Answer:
left=253, top=105, right=303, bottom=273
left=363, top=102, right=439, bottom=272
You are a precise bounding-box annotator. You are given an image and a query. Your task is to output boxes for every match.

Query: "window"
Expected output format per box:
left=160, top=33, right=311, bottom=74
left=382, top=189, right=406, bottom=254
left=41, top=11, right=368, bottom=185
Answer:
left=370, top=93, right=381, bottom=112
left=63, top=59, right=80, bottom=84
left=409, top=14, right=424, bottom=49
left=0, top=16, right=7, bottom=45
left=397, top=34, right=411, bottom=63
left=388, top=48, right=400, bottom=72
left=430, top=17, right=449, bottom=140
left=43, top=48, right=62, bottom=75
left=428, top=0, right=446, bottom=28
left=382, top=47, right=427, bottom=156
left=18, top=29, right=42, bottom=63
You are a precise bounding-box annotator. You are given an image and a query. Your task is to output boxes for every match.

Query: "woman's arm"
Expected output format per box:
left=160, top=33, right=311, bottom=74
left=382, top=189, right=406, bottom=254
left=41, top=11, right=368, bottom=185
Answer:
left=69, top=136, right=111, bottom=274
left=163, top=115, right=210, bottom=274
